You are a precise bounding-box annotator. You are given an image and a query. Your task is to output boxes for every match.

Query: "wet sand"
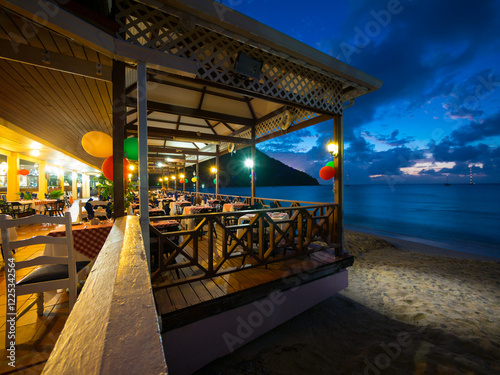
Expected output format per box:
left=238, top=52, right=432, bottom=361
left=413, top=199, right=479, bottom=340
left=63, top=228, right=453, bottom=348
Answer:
left=197, top=230, right=500, bottom=375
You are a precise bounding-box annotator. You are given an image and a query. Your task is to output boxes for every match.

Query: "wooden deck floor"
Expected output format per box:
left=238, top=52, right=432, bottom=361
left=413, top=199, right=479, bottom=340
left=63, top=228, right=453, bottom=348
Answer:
left=152, top=225, right=353, bottom=331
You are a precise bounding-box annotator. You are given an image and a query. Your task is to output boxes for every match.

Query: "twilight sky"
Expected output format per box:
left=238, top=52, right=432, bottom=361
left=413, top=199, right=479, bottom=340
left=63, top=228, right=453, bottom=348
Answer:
left=225, top=0, right=500, bottom=184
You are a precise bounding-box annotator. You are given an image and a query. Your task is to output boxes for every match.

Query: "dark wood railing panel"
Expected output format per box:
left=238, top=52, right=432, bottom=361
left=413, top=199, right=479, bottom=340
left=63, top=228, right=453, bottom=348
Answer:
left=149, top=200, right=340, bottom=291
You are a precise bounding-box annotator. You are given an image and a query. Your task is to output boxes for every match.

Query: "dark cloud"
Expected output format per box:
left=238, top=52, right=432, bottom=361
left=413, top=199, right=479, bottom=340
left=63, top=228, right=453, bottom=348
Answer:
left=366, top=147, right=423, bottom=176
left=363, top=129, right=415, bottom=147
left=257, top=128, right=316, bottom=153
left=419, top=169, right=438, bottom=176
left=450, top=112, right=500, bottom=145
left=346, top=133, right=373, bottom=163
left=440, top=69, right=499, bottom=121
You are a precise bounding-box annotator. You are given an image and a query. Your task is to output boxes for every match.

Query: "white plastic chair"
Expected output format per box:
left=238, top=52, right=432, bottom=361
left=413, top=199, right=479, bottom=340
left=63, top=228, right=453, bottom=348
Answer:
left=0, top=213, right=85, bottom=347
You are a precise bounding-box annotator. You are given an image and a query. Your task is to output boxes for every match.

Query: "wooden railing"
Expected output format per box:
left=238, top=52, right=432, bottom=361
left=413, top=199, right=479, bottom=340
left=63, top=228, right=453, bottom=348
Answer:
left=150, top=202, right=340, bottom=291
left=43, top=216, right=167, bottom=374
left=156, top=189, right=326, bottom=208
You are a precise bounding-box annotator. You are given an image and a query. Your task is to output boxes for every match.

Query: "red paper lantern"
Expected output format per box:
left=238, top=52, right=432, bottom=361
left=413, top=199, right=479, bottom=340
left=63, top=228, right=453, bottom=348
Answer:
left=101, top=157, right=130, bottom=181
left=319, top=166, right=335, bottom=180
left=19, top=169, right=29, bottom=176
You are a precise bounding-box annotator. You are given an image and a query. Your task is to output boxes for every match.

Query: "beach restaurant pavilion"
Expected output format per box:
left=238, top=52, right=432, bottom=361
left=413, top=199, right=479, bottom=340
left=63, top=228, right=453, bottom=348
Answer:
left=0, top=0, right=382, bottom=373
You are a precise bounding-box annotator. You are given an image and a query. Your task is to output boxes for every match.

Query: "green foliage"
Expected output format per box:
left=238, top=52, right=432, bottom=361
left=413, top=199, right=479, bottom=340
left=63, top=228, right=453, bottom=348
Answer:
left=49, top=190, right=64, bottom=199
left=94, top=174, right=113, bottom=200
left=23, top=191, right=32, bottom=200
left=93, top=174, right=137, bottom=213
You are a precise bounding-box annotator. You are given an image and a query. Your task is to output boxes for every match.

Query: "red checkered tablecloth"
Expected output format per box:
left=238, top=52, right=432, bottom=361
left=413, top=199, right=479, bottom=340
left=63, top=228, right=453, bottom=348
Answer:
left=183, top=205, right=211, bottom=215
left=151, top=220, right=180, bottom=231
left=48, top=223, right=113, bottom=259
left=232, top=203, right=248, bottom=210
left=34, top=199, right=57, bottom=206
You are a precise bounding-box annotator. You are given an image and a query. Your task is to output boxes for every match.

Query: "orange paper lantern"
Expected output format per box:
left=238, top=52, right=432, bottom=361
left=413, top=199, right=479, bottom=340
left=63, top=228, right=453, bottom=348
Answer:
left=102, top=157, right=130, bottom=181
left=319, top=166, right=335, bottom=180
left=19, top=169, right=29, bottom=176
left=82, top=131, right=113, bottom=158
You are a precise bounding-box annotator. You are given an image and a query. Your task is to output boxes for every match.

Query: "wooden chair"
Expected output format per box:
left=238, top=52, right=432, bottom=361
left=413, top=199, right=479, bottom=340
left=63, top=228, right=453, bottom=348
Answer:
left=193, top=208, right=216, bottom=239
left=44, top=200, right=65, bottom=216
left=224, top=215, right=239, bottom=245
left=0, top=213, right=86, bottom=347
left=9, top=202, right=24, bottom=218
left=176, top=202, right=191, bottom=215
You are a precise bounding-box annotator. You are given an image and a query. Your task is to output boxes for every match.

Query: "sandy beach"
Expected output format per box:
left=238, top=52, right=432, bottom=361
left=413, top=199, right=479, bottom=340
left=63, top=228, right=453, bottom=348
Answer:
left=197, top=230, right=500, bottom=375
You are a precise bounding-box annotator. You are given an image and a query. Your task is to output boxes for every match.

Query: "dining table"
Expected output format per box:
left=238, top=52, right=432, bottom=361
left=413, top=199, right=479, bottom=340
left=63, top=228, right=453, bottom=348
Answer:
left=169, top=200, right=189, bottom=216
left=222, top=203, right=249, bottom=212
left=134, top=207, right=166, bottom=217
left=44, top=220, right=179, bottom=261
left=45, top=222, right=114, bottom=261
left=180, top=205, right=212, bottom=230
left=7, top=199, right=57, bottom=213
left=236, top=212, right=290, bottom=237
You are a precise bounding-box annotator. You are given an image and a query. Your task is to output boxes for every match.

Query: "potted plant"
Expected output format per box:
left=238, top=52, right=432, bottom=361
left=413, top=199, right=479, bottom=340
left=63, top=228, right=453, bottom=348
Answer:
left=93, top=174, right=136, bottom=215
left=49, top=190, right=65, bottom=199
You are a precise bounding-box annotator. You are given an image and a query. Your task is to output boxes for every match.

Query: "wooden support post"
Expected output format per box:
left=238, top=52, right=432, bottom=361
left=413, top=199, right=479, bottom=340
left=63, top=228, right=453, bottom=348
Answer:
left=60, top=170, right=65, bottom=194
left=251, top=127, right=256, bottom=205
left=7, top=152, right=19, bottom=201
left=137, top=61, right=150, bottom=271
left=216, top=145, right=220, bottom=196
left=72, top=170, right=77, bottom=200
left=182, top=164, right=186, bottom=193
left=196, top=156, right=199, bottom=196
left=112, top=59, right=126, bottom=217
left=333, top=114, right=344, bottom=256
left=38, top=161, right=47, bottom=199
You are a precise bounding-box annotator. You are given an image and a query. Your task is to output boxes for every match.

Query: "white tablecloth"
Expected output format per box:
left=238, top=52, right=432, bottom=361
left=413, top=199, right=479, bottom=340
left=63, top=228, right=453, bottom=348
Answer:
left=180, top=206, right=212, bottom=230
left=237, top=213, right=289, bottom=237
left=169, top=201, right=189, bottom=216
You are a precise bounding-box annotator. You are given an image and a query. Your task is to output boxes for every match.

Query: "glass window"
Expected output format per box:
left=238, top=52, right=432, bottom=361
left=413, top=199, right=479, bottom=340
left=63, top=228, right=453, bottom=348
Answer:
left=0, top=154, right=7, bottom=188
left=19, top=160, right=38, bottom=189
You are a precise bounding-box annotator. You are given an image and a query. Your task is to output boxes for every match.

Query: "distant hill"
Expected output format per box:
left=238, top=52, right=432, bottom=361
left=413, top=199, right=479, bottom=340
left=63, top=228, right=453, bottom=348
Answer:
left=187, top=148, right=319, bottom=187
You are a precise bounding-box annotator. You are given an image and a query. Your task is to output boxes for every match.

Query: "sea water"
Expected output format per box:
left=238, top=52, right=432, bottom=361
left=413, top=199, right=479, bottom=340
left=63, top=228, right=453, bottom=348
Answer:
left=196, top=184, right=500, bottom=258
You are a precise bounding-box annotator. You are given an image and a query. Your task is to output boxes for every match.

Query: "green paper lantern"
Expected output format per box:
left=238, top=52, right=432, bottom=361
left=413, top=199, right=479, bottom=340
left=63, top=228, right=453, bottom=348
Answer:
left=213, top=178, right=217, bottom=184
left=184, top=178, right=188, bottom=183
left=326, top=160, right=335, bottom=168
left=124, top=137, right=139, bottom=161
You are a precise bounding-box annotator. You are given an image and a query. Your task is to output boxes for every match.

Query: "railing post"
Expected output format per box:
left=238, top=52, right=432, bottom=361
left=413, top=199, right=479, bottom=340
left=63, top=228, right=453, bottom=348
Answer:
left=207, top=217, right=214, bottom=274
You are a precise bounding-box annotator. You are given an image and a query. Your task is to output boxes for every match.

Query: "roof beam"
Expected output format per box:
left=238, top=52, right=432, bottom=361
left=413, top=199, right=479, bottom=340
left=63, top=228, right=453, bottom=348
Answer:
left=125, top=97, right=255, bottom=127
left=0, top=39, right=112, bottom=81
left=126, top=124, right=252, bottom=145
left=148, top=74, right=248, bottom=102
left=256, top=114, right=333, bottom=144
left=148, top=146, right=217, bottom=156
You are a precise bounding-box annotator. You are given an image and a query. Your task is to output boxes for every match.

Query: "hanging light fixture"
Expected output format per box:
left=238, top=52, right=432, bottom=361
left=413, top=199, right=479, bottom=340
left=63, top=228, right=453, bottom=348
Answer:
left=326, top=139, right=338, bottom=158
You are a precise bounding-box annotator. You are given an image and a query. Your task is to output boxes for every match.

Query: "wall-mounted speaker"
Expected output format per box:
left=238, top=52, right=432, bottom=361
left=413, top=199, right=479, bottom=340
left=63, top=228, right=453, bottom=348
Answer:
left=234, top=53, right=263, bottom=80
